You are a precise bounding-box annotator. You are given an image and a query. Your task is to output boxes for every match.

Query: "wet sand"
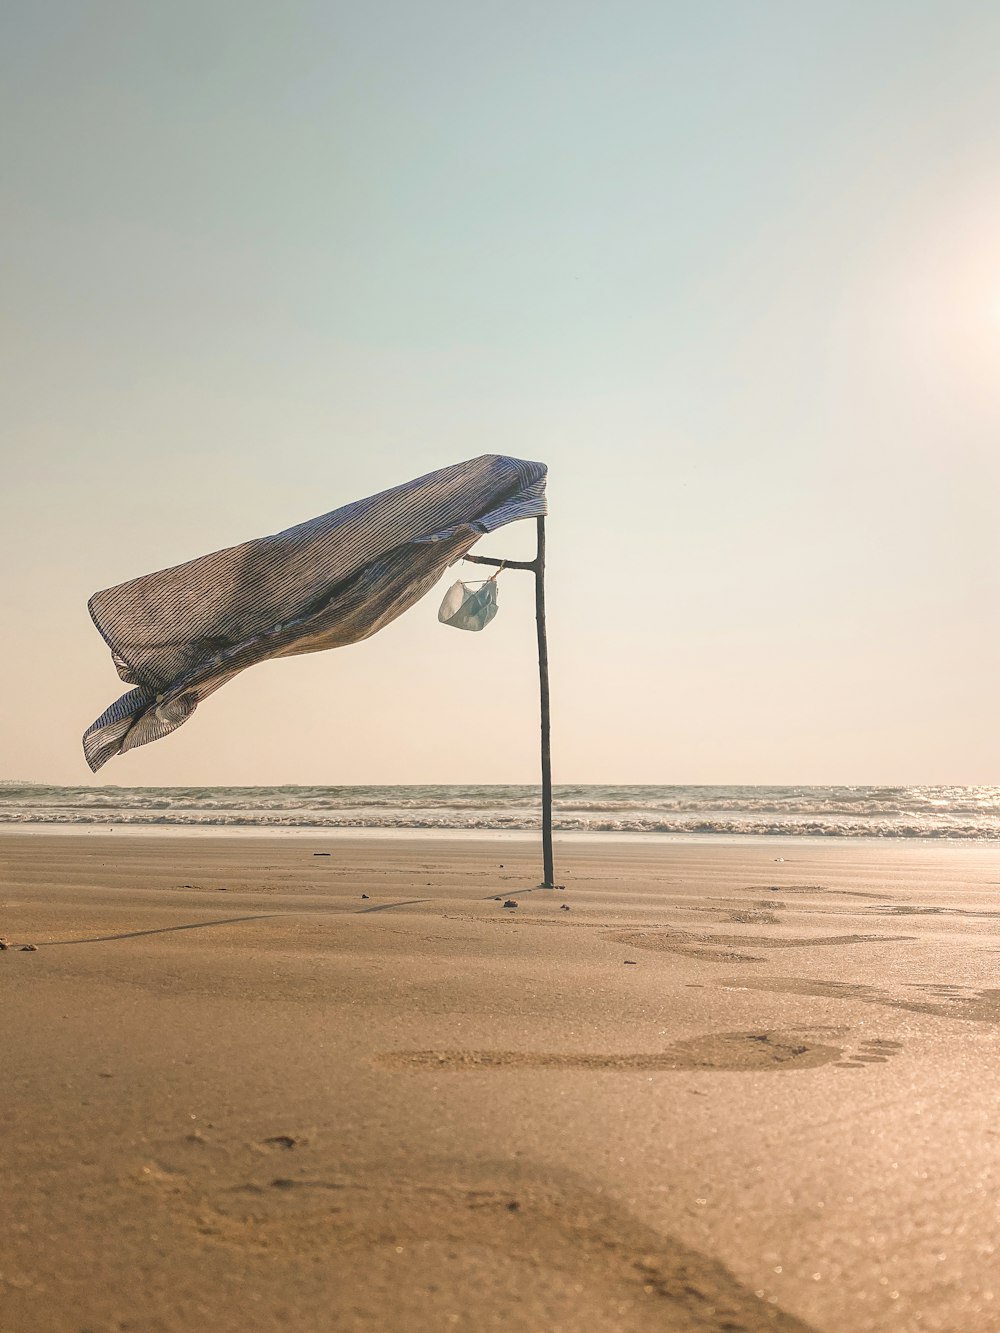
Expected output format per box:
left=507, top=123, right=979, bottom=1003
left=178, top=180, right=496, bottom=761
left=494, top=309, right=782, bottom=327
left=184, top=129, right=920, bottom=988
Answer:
left=2, top=833, right=999, bottom=1331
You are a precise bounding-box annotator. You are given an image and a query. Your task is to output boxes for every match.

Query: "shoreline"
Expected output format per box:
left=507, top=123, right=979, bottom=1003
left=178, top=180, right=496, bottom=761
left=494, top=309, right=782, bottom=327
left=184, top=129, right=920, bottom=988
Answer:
left=2, top=822, right=1000, bottom=847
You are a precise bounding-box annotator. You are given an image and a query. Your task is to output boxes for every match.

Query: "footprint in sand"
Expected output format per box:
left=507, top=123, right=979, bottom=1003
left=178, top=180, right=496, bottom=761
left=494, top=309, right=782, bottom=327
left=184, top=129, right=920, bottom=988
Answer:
left=137, top=1147, right=816, bottom=1331
left=605, top=926, right=913, bottom=964
left=375, top=1027, right=903, bottom=1075
left=871, top=904, right=1000, bottom=919
left=727, top=977, right=1000, bottom=1024
left=833, top=1039, right=904, bottom=1069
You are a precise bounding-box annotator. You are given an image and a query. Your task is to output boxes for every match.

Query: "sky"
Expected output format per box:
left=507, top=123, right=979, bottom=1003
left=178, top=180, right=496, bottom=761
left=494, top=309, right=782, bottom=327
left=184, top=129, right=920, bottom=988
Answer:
left=3, top=0, right=1000, bottom=787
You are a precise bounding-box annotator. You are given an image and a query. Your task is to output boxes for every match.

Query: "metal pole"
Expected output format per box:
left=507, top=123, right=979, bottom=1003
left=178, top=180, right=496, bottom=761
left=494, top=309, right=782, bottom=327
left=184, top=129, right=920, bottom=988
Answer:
left=535, top=515, right=554, bottom=887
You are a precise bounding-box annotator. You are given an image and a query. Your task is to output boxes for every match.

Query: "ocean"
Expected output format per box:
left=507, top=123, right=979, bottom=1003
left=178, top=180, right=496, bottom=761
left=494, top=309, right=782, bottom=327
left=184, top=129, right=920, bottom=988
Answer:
left=1, top=784, right=999, bottom=840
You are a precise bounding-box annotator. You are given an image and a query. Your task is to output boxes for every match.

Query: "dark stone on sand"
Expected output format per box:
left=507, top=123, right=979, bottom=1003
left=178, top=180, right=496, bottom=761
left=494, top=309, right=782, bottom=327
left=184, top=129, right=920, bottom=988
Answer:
left=560, top=904, right=570, bottom=911
left=313, top=852, right=331, bottom=857
left=623, top=959, right=637, bottom=965
left=503, top=899, right=518, bottom=909
left=21, top=944, right=38, bottom=951
left=361, top=893, right=370, bottom=899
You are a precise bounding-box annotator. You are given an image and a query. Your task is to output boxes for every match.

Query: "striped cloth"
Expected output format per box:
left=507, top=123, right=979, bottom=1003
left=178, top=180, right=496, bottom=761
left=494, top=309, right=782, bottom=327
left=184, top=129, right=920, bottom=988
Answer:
left=84, top=454, right=547, bottom=771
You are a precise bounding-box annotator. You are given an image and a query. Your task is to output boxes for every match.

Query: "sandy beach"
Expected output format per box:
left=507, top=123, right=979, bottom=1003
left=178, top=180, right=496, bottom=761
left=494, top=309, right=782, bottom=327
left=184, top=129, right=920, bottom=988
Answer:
left=2, top=833, right=999, bottom=1332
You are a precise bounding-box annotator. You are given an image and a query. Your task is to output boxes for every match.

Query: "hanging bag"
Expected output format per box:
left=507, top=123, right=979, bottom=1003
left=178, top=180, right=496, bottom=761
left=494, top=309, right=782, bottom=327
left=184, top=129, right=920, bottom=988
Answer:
left=438, top=566, right=502, bottom=632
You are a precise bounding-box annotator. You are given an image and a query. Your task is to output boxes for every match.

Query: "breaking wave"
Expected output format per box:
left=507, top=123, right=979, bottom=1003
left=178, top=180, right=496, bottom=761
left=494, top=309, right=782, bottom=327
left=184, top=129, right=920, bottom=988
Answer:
left=2, top=784, right=1000, bottom=839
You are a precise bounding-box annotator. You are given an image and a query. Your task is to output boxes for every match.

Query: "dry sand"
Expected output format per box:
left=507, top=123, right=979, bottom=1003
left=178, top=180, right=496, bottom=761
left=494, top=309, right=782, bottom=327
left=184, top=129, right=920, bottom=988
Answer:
left=2, top=833, right=999, bottom=1332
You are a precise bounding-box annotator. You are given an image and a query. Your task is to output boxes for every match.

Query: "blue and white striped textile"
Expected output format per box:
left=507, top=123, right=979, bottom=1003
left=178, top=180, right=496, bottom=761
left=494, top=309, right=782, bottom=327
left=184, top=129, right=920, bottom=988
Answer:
left=83, top=454, right=547, bottom=771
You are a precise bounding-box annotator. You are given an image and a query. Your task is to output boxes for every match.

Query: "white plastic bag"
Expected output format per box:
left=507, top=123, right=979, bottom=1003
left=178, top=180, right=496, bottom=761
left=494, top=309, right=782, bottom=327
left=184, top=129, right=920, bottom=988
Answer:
left=438, top=579, right=499, bottom=632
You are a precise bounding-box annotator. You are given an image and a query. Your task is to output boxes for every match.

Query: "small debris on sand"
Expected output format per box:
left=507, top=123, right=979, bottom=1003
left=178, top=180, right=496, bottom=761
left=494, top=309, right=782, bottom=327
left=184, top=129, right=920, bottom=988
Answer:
left=313, top=852, right=331, bottom=857
left=623, top=959, right=637, bottom=965
left=0, top=938, right=10, bottom=950
left=560, top=904, right=570, bottom=911
left=361, top=894, right=370, bottom=900
left=21, top=944, right=38, bottom=952
left=503, top=899, right=518, bottom=909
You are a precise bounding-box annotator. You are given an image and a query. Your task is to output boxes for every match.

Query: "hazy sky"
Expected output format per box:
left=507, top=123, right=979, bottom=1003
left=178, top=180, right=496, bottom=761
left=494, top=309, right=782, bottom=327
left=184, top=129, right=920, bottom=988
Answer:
left=3, top=1, right=1000, bottom=786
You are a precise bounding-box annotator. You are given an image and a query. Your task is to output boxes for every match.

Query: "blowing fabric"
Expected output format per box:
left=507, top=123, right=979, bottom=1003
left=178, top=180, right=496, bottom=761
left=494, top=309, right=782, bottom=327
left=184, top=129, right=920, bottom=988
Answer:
left=83, top=454, right=547, bottom=771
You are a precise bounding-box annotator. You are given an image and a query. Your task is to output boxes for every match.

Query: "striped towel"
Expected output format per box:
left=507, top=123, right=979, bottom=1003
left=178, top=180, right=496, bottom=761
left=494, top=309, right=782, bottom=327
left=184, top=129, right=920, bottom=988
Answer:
left=84, top=454, right=547, bottom=771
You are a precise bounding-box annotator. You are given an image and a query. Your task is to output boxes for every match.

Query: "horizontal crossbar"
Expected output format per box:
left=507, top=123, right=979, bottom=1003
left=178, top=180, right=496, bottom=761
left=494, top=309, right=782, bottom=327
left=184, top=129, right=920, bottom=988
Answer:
left=463, top=554, right=538, bottom=572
